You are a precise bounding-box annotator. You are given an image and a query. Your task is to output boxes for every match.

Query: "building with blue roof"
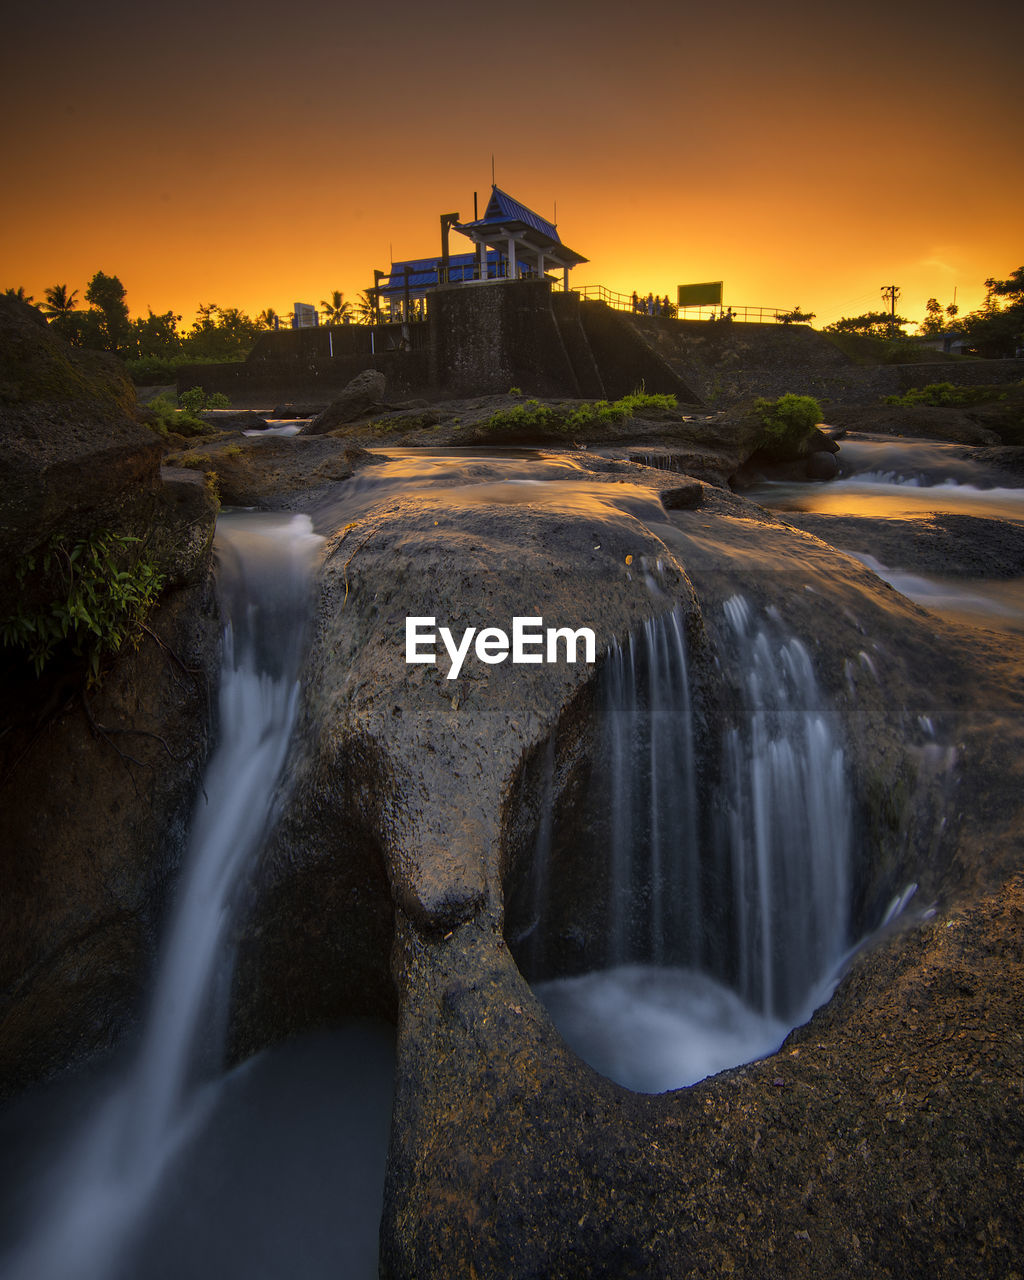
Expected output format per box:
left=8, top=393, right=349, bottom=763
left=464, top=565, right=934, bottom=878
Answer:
left=372, top=185, right=587, bottom=320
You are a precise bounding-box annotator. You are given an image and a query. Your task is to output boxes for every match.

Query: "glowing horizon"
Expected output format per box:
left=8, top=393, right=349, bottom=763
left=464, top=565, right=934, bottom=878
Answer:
left=2, top=0, right=1020, bottom=337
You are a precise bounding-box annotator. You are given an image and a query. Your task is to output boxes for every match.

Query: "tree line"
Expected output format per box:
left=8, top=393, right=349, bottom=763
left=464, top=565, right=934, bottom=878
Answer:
left=2, top=275, right=376, bottom=367
left=823, top=265, right=1024, bottom=357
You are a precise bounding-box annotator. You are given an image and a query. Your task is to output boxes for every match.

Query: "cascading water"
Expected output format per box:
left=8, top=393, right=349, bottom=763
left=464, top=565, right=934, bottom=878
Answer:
left=532, top=596, right=853, bottom=1093
left=2, top=511, right=324, bottom=1280
left=603, top=608, right=699, bottom=967
left=716, top=595, right=850, bottom=1021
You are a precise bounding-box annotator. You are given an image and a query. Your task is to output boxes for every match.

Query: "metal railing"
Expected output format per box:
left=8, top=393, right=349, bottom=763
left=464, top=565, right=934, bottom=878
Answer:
left=577, top=285, right=787, bottom=324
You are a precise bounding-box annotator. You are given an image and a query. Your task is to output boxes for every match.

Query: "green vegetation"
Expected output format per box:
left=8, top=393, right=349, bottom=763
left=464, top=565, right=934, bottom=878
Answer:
left=178, top=386, right=230, bottom=414
left=1, top=532, right=164, bottom=680
left=178, top=452, right=213, bottom=469
left=884, top=382, right=1008, bottom=408
left=143, top=393, right=213, bottom=439
left=469, top=391, right=679, bottom=439
left=753, top=393, right=823, bottom=459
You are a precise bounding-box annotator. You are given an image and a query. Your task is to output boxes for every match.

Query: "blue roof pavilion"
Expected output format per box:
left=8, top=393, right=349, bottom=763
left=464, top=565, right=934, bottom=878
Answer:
left=370, top=184, right=587, bottom=320
left=456, top=186, right=587, bottom=289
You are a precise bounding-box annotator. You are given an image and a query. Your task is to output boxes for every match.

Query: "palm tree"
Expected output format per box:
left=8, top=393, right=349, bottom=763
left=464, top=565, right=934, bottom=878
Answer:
left=257, top=308, right=281, bottom=330
left=41, top=284, right=79, bottom=321
left=355, top=289, right=378, bottom=325
left=320, top=289, right=352, bottom=325
left=3, top=286, right=35, bottom=304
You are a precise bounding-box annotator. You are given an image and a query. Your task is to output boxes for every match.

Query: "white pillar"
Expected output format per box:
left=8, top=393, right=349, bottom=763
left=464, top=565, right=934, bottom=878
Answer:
left=508, top=237, right=517, bottom=279
left=563, top=266, right=569, bottom=291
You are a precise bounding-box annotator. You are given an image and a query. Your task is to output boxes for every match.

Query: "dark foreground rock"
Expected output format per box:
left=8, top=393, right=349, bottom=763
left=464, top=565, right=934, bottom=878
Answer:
left=0, top=303, right=222, bottom=1097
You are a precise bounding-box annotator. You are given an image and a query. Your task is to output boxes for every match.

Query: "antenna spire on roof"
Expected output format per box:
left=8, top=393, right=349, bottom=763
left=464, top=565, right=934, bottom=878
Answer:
left=491, top=154, right=495, bottom=186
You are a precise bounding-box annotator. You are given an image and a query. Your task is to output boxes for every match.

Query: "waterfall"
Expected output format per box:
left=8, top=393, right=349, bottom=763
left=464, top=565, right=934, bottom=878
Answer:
left=4, top=511, right=323, bottom=1280
left=603, top=608, right=699, bottom=966
left=716, top=595, right=850, bottom=1021
left=531, top=595, right=853, bottom=1091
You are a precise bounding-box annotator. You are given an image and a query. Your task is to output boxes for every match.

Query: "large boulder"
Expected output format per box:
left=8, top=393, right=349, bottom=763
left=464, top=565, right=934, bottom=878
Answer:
left=301, top=369, right=387, bottom=435
left=219, top=456, right=1024, bottom=1278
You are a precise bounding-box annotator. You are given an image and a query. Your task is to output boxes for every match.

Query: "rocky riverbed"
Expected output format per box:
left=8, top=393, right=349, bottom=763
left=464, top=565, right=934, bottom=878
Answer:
left=2, top=299, right=1023, bottom=1278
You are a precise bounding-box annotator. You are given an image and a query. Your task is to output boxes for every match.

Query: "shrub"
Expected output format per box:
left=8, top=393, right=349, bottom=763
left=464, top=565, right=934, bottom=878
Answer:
left=1, top=531, right=164, bottom=680
left=179, top=386, right=230, bottom=414
left=753, top=394, right=824, bottom=459
left=143, top=393, right=214, bottom=439
left=470, top=391, right=679, bottom=439
left=884, top=382, right=1007, bottom=408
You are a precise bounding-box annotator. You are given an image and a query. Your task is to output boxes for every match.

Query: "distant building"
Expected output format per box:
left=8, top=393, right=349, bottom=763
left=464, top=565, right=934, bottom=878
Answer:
left=372, top=185, right=587, bottom=321
left=292, top=302, right=319, bottom=329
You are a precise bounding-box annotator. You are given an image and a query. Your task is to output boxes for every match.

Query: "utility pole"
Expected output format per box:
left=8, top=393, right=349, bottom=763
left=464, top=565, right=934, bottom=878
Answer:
left=881, top=283, right=900, bottom=335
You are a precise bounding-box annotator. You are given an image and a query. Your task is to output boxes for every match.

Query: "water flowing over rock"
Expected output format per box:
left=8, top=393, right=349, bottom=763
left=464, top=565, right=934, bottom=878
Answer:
left=4, top=425, right=1024, bottom=1279
left=1, top=512, right=324, bottom=1280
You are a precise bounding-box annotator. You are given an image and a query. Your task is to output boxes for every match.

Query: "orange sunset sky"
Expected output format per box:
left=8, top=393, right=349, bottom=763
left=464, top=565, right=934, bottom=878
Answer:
left=2, top=0, right=1021, bottom=331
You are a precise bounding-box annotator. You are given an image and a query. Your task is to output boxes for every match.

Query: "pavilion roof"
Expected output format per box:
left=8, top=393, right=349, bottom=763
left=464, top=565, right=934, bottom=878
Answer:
left=457, top=186, right=587, bottom=267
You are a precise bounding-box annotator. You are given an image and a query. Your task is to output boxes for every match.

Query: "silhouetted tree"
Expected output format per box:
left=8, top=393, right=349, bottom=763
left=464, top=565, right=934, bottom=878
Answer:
left=778, top=306, right=816, bottom=326
left=320, top=290, right=352, bottom=324
left=39, top=284, right=80, bottom=340
left=959, top=267, right=1024, bottom=357
left=84, top=271, right=131, bottom=352
left=355, top=290, right=377, bottom=324
left=824, top=311, right=909, bottom=339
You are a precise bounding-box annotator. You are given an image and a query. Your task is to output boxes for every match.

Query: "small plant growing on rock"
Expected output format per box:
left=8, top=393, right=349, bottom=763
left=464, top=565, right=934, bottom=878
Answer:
left=753, top=393, right=824, bottom=459
left=179, top=386, right=231, bottom=414
left=143, top=393, right=212, bottom=439
left=1, top=531, right=164, bottom=680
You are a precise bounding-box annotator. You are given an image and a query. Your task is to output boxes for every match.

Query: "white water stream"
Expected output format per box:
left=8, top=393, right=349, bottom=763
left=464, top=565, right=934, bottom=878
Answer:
left=535, top=596, right=852, bottom=1093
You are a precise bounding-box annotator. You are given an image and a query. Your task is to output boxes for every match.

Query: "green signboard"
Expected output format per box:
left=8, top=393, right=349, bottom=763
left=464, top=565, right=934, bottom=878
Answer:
left=677, top=281, right=723, bottom=308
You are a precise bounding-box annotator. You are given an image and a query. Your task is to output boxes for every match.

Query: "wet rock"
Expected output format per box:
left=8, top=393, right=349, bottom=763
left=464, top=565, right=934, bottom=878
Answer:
left=301, top=369, right=387, bottom=435
left=198, top=409, right=271, bottom=431
left=805, top=449, right=839, bottom=479
left=272, top=404, right=326, bottom=418
left=163, top=434, right=378, bottom=507
left=782, top=512, right=1024, bottom=580
left=660, top=479, right=704, bottom=509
